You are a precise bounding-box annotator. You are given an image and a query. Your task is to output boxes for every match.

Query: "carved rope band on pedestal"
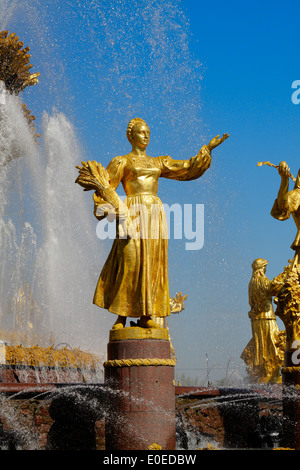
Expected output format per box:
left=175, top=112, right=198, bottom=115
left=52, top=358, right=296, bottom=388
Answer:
left=103, top=358, right=177, bottom=368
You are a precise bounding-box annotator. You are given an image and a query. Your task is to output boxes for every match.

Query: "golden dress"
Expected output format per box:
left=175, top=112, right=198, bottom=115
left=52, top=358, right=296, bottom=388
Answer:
left=248, top=273, right=283, bottom=375
left=92, top=146, right=211, bottom=319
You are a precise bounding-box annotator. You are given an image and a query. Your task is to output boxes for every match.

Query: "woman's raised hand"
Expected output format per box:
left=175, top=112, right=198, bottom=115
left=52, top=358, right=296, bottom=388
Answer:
left=208, top=133, right=230, bottom=151
left=278, top=161, right=290, bottom=179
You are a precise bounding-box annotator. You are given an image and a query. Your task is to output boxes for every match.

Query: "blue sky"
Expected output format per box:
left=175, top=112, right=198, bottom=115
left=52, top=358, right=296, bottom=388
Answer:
left=4, top=0, right=300, bottom=383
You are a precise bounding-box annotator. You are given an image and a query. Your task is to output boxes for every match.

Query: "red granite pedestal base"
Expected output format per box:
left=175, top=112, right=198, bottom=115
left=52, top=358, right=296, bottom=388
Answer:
left=104, top=328, right=176, bottom=451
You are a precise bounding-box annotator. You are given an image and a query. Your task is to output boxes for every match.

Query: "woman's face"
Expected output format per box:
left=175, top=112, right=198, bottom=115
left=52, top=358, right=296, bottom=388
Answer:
left=132, top=124, right=150, bottom=149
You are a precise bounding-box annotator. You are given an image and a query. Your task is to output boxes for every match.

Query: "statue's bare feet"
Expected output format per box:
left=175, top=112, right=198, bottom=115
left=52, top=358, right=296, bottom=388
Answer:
left=112, top=315, right=126, bottom=329
left=139, top=316, right=160, bottom=329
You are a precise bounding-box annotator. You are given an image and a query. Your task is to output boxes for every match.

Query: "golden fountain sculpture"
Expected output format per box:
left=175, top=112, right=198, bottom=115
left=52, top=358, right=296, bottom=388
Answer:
left=269, top=161, right=300, bottom=351
left=0, top=341, right=99, bottom=370
left=241, top=258, right=286, bottom=383
left=242, top=160, right=300, bottom=383
left=0, top=30, right=40, bottom=143
left=76, top=118, right=229, bottom=332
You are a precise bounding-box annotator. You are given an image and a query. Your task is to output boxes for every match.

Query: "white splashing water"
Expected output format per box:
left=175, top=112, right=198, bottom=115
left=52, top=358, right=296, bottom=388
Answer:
left=35, top=110, right=107, bottom=348
left=0, top=91, right=109, bottom=356
left=0, top=0, right=19, bottom=30
left=0, top=92, right=40, bottom=336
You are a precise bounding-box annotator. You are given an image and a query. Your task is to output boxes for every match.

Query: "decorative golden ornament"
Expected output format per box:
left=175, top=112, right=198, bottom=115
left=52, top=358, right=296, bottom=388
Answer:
left=148, top=443, right=162, bottom=450
left=0, top=30, right=40, bottom=143
left=109, top=326, right=169, bottom=342
left=170, top=292, right=188, bottom=313
left=0, top=343, right=99, bottom=369
left=103, top=358, right=176, bottom=368
left=0, top=31, right=40, bottom=95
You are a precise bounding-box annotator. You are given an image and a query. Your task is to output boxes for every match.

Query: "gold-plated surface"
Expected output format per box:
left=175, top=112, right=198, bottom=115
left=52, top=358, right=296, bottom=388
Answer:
left=148, top=443, right=162, bottom=450
left=268, top=161, right=300, bottom=350
left=170, top=292, right=188, bottom=313
left=103, top=358, right=176, bottom=368
left=271, top=161, right=300, bottom=272
left=0, top=30, right=41, bottom=144
left=241, top=258, right=285, bottom=382
left=0, top=344, right=99, bottom=369
left=275, top=264, right=300, bottom=350
left=109, top=326, right=169, bottom=342
left=76, top=118, right=229, bottom=328
left=0, top=31, right=39, bottom=94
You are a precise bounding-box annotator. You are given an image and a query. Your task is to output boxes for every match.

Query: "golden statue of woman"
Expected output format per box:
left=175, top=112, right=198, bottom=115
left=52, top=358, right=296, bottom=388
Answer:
left=271, top=161, right=300, bottom=271
left=242, top=258, right=285, bottom=382
left=270, top=161, right=300, bottom=350
left=76, top=118, right=229, bottom=330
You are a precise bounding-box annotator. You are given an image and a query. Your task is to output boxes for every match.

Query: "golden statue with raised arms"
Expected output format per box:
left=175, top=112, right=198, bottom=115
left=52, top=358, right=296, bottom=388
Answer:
left=270, top=161, right=300, bottom=272
left=76, top=119, right=229, bottom=330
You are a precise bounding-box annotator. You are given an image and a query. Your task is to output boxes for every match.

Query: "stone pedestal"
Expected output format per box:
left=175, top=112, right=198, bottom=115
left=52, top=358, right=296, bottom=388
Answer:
left=281, top=349, right=300, bottom=449
left=104, top=327, right=176, bottom=450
